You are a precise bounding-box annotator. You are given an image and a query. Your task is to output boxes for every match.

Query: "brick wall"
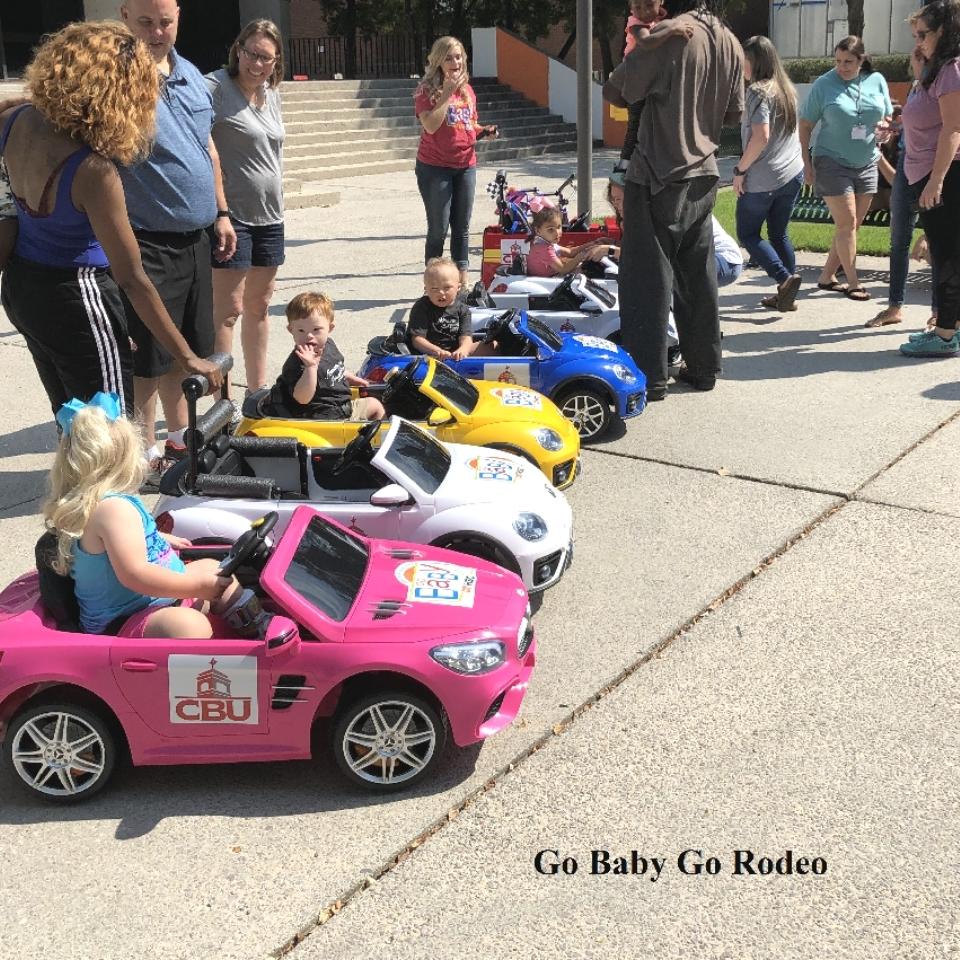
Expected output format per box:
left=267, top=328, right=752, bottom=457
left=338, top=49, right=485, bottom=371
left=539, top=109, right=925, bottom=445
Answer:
left=290, top=0, right=329, bottom=37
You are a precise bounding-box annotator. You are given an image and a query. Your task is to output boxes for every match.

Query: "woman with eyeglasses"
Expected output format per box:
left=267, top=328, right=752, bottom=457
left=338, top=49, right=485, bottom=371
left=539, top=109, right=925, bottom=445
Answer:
left=206, top=19, right=286, bottom=402
left=896, top=0, right=960, bottom=357
left=798, top=36, right=893, bottom=302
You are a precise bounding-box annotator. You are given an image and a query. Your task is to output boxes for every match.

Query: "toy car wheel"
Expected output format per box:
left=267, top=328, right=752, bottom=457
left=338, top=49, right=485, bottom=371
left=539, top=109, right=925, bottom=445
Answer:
left=433, top=534, right=520, bottom=575
left=555, top=385, right=611, bottom=440
left=4, top=703, right=116, bottom=803
left=333, top=692, right=446, bottom=791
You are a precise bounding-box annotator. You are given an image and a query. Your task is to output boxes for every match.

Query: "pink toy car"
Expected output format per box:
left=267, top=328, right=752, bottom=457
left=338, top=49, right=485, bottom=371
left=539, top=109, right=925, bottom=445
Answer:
left=0, top=506, right=535, bottom=802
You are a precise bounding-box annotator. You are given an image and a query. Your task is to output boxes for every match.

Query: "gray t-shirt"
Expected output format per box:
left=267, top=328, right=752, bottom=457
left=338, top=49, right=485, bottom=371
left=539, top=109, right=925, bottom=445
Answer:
left=740, top=86, right=803, bottom=193
left=603, top=13, right=744, bottom=193
left=205, top=69, right=284, bottom=225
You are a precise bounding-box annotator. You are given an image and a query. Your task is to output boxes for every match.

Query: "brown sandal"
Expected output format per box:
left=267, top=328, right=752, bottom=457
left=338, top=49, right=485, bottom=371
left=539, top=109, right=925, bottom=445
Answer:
left=845, top=287, right=871, bottom=302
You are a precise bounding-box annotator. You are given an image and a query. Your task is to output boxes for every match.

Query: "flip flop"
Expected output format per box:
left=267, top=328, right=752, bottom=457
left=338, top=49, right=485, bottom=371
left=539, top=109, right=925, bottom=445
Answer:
left=865, top=310, right=902, bottom=327
left=845, top=287, right=871, bottom=302
left=817, top=281, right=848, bottom=292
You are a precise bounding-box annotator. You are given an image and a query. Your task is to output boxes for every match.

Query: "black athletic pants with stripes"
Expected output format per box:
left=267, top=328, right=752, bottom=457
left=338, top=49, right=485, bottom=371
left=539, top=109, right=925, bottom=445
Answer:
left=1, top=256, right=133, bottom=421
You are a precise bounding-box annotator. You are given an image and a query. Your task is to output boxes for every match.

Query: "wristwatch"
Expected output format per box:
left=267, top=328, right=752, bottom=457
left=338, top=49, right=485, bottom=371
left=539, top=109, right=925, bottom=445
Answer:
left=733, top=166, right=746, bottom=177
left=216, top=210, right=231, bottom=219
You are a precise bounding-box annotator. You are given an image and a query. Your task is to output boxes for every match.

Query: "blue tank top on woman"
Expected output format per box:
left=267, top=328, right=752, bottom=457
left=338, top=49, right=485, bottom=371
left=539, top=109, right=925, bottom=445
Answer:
left=72, top=494, right=186, bottom=634
left=0, top=105, right=109, bottom=269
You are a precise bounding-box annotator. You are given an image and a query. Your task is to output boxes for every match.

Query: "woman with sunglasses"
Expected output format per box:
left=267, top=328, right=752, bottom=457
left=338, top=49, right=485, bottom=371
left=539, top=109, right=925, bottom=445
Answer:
left=206, top=19, right=286, bottom=402
left=897, top=0, right=960, bottom=357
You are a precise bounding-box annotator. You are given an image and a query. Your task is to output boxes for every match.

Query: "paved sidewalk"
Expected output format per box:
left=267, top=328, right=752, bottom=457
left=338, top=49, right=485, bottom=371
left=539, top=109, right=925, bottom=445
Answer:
left=0, top=151, right=957, bottom=960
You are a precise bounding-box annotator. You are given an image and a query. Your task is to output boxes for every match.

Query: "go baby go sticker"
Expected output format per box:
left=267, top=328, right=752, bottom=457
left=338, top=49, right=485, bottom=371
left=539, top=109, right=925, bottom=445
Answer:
left=468, top=454, right=523, bottom=482
left=395, top=560, right=478, bottom=607
left=489, top=385, right=542, bottom=409
left=573, top=334, right=617, bottom=352
left=168, top=654, right=259, bottom=724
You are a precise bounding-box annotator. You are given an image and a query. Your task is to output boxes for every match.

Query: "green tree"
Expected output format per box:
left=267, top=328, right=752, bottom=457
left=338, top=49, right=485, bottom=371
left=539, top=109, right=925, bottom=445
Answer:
left=847, top=0, right=865, bottom=40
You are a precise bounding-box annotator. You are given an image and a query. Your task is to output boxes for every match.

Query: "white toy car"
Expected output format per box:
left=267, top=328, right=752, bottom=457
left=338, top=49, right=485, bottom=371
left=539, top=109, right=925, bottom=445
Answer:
left=155, top=415, right=574, bottom=595
left=469, top=272, right=622, bottom=342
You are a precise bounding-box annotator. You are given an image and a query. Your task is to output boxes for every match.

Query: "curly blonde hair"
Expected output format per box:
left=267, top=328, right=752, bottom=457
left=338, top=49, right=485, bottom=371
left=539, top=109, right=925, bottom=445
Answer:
left=227, top=19, right=285, bottom=89
left=26, top=21, right=158, bottom=166
left=417, top=36, right=469, bottom=104
left=43, top=407, right=145, bottom=576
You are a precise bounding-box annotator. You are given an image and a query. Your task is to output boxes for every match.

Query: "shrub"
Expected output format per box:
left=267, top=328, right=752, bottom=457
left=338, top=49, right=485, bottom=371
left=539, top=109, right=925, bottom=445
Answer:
left=784, top=54, right=911, bottom=84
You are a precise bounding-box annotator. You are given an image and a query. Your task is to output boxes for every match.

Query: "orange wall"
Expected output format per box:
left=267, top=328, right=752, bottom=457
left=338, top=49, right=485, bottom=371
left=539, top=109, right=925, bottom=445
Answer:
left=496, top=31, right=548, bottom=108
left=888, top=81, right=911, bottom=108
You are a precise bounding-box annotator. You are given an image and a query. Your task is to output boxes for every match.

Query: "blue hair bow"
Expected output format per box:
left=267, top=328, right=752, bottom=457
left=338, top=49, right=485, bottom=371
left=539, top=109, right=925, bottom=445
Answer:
left=56, top=392, right=123, bottom=436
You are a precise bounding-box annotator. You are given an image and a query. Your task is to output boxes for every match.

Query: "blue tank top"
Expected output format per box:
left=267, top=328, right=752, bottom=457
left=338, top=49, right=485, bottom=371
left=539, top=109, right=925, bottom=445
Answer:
left=72, top=494, right=186, bottom=634
left=0, top=106, right=109, bottom=269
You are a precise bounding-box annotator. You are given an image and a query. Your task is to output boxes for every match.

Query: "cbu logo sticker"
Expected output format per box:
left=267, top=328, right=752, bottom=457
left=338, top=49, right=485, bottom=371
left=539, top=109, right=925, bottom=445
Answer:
left=484, top=365, right=531, bottom=387
left=489, top=386, right=542, bottom=408
left=468, top=455, right=522, bottom=482
left=168, top=655, right=258, bottom=724
left=573, top=334, right=617, bottom=351
left=395, top=561, right=477, bottom=607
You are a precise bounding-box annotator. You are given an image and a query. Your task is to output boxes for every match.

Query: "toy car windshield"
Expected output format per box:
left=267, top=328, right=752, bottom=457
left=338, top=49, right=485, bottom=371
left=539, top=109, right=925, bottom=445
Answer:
left=283, top=515, right=370, bottom=622
left=583, top=278, right=616, bottom=308
left=525, top=315, right=564, bottom=350
left=426, top=362, right=480, bottom=415
left=382, top=419, right=451, bottom=494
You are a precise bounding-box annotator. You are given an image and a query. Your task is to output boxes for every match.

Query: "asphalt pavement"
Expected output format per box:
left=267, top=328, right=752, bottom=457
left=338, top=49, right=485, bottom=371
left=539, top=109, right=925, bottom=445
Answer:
left=0, top=149, right=957, bottom=960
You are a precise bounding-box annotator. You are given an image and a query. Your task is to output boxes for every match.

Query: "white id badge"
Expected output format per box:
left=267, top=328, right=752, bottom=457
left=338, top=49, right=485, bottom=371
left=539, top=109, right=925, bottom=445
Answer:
left=851, top=124, right=868, bottom=141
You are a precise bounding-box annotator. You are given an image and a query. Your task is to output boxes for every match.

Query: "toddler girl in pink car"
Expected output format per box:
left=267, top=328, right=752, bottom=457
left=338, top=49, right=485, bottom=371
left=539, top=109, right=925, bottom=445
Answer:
left=43, top=393, right=262, bottom=638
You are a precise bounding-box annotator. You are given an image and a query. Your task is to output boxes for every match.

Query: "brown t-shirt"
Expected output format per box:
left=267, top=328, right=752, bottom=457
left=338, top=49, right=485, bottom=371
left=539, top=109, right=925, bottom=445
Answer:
left=604, top=13, right=744, bottom=193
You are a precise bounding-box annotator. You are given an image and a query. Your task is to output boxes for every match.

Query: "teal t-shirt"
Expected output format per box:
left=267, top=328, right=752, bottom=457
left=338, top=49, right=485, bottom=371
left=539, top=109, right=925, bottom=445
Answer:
left=800, top=69, right=893, bottom=168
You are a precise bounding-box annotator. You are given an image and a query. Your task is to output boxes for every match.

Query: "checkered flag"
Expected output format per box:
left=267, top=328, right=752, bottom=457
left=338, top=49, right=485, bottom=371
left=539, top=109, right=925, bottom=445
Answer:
left=485, top=180, right=500, bottom=200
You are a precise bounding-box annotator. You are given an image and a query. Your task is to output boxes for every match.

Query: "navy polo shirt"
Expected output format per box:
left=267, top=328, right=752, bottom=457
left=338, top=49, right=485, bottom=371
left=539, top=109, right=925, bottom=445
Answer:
left=119, top=48, right=217, bottom=232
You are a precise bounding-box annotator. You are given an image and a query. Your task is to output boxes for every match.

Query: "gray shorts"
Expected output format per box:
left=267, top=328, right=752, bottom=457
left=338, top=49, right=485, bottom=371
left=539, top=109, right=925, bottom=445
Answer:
left=813, top=154, right=878, bottom=197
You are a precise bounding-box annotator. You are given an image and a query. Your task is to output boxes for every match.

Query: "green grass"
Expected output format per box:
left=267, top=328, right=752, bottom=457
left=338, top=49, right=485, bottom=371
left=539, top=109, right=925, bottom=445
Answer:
left=713, top=187, right=915, bottom=257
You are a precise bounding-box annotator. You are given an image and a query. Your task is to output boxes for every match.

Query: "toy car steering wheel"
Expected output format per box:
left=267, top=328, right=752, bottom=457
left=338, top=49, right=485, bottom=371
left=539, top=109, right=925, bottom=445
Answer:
left=483, top=309, right=517, bottom=344
left=218, top=511, right=278, bottom=577
left=332, top=420, right=381, bottom=476
left=380, top=361, right=417, bottom=411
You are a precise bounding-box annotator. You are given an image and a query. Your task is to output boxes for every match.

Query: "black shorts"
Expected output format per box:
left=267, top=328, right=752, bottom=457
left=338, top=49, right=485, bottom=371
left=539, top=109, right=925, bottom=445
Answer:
left=1, top=256, right=133, bottom=419
left=211, top=218, right=285, bottom=270
left=123, top=228, right=215, bottom=378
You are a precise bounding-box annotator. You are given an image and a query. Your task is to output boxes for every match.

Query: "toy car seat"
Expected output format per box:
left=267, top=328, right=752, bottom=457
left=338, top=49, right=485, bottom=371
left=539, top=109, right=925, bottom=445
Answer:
left=35, top=531, right=81, bottom=632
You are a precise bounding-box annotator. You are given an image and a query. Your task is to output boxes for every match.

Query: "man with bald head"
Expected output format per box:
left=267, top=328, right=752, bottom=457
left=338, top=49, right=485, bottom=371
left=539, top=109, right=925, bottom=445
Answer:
left=118, top=0, right=237, bottom=482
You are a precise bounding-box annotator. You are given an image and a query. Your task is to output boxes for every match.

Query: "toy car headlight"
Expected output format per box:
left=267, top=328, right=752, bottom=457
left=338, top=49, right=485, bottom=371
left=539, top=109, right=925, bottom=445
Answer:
left=612, top=364, right=636, bottom=383
left=513, top=512, right=547, bottom=541
left=430, top=640, right=506, bottom=674
left=534, top=428, right=564, bottom=451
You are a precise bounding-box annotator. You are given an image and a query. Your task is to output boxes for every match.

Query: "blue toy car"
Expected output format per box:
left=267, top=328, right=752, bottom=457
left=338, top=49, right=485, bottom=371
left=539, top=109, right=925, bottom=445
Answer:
left=361, top=309, right=646, bottom=440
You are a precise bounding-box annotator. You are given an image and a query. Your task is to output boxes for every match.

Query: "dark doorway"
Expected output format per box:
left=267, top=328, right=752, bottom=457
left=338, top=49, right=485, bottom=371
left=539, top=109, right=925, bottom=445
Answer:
left=174, top=0, right=241, bottom=74
left=0, top=0, right=84, bottom=77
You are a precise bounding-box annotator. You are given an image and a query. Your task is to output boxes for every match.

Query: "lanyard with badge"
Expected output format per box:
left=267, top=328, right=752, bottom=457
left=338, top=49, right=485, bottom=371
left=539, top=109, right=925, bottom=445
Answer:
left=850, top=76, right=868, bottom=140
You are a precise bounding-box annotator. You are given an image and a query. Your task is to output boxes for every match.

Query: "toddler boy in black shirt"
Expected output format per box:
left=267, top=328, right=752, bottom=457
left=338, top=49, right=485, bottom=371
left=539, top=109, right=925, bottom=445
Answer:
left=408, top=257, right=477, bottom=360
left=264, top=291, right=385, bottom=420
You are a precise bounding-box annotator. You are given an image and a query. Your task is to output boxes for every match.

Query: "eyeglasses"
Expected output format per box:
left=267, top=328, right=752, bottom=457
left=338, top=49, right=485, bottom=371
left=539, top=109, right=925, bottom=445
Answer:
left=240, top=46, right=276, bottom=66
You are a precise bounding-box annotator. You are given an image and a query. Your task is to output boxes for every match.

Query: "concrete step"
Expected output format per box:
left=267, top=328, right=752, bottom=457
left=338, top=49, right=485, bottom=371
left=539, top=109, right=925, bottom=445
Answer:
left=281, top=78, right=420, bottom=92
left=282, top=128, right=578, bottom=169
left=282, top=100, right=553, bottom=123
left=283, top=138, right=579, bottom=188
left=281, top=89, right=525, bottom=108
left=283, top=104, right=553, bottom=133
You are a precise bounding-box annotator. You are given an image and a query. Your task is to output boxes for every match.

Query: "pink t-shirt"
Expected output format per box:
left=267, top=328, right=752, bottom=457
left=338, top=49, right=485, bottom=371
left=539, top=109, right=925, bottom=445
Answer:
left=902, top=59, right=960, bottom=184
left=526, top=236, right=562, bottom=277
left=415, top=83, right=478, bottom=168
left=623, top=10, right=667, bottom=55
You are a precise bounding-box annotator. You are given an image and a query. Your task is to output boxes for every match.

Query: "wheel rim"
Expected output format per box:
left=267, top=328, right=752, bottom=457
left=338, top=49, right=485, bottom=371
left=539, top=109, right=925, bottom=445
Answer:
left=341, top=700, right=437, bottom=785
left=561, top=394, right=607, bottom=438
left=12, top=711, right=106, bottom=798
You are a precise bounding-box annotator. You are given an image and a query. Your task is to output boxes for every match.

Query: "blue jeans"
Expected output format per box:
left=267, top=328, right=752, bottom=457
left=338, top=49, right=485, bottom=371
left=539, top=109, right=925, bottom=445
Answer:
left=735, top=172, right=803, bottom=285
left=889, top=151, right=938, bottom=310
left=715, top=255, right=742, bottom=287
left=415, top=160, right=476, bottom=269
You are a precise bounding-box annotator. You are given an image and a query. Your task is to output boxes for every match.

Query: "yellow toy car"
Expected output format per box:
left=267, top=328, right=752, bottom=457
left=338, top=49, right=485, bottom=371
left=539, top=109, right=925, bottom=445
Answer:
left=237, top=356, right=581, bottom=489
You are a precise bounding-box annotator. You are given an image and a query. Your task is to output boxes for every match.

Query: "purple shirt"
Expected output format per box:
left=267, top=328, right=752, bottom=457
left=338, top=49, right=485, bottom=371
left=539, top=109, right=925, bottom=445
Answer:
left=902, top=58, right=960, bottom=184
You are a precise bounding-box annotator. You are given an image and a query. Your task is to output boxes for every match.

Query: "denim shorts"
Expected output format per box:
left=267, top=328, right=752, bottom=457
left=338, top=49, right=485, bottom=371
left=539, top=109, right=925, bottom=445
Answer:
left=813, top=154, right=878, bottom=197
left=211, top=218, right=285, bottom=270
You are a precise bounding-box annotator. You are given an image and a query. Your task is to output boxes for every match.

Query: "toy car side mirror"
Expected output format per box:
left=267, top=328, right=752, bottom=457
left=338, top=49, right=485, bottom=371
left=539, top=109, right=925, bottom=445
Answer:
left=428, top=407, right=454, bottom=427
left=370, top=483, right=413, bottom=507
left=264, top=616, right=300, bottom=655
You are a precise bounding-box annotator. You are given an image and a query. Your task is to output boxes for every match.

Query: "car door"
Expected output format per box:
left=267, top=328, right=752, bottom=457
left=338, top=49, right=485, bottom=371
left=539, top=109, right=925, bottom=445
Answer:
left=456, top=354, right=542, bottom=394
left=304, top=448, right=402, bottom=541
left=110, top=635, right=271, bottom=739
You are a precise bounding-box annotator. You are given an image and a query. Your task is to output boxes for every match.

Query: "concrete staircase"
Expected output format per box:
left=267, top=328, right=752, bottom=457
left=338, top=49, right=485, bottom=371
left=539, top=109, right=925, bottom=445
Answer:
left=280, top=77, right=579, bottom=208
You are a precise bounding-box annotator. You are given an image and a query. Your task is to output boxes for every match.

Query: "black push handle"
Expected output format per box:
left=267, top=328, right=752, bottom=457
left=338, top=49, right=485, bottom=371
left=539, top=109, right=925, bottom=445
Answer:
left=182, top=353, right=234, bottom=401
left=557, top=174, right=575, bottom=194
